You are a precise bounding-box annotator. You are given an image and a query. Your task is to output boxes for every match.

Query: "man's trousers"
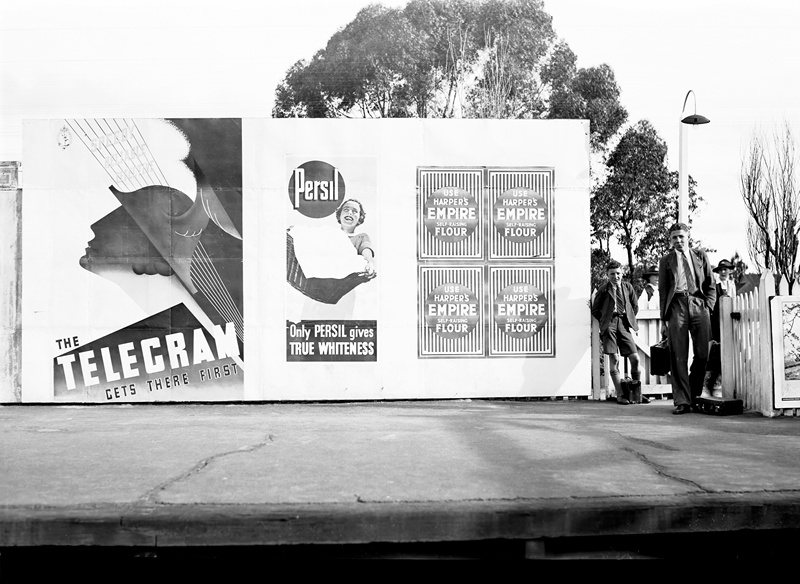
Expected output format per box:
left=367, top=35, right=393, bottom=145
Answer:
left=666, top=294, right=711, bottom=407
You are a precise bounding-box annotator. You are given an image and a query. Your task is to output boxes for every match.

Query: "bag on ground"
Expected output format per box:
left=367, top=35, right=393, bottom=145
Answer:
left=650, top=339, right=670, bottom=376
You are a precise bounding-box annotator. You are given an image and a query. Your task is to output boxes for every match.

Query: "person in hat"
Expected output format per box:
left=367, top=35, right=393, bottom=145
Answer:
left=658, top=222, right=717, bottom=414
left=637, top=266, right=660, bottom=311
left=713, top=259, right=737, bottom=302
left=702, top=258, right=738, bottom=398
left=591, top=259, right=649, bottom=404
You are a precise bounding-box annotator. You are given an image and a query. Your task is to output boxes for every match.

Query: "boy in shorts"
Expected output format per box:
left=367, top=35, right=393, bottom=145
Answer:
left=592, top=260, right=648, bottom=404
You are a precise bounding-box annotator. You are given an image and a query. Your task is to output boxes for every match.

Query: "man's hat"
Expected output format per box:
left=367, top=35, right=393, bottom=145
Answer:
left=642, top=266, right=658, bottom=278
left=713, top=259, right=735, bottom=273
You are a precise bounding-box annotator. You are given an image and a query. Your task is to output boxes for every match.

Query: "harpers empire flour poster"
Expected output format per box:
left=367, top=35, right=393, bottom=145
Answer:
left=22, top=118, right=243, bottom=402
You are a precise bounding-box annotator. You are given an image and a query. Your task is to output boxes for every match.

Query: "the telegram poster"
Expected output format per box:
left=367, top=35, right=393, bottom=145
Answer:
left=284, top=157, right=379, bottom=362
left=22, top=118, right=244, bottom=402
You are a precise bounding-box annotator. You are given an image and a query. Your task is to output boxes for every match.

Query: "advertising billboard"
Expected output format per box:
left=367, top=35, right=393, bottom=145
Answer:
left=20, top=118, right=590, bottom=402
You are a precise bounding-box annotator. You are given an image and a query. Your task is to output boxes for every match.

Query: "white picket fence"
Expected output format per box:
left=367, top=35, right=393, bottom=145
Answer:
left=720, top=272, right=800, bottom=417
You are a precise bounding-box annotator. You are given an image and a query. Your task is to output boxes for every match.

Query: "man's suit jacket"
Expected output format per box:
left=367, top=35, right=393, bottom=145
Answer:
left=591, top=280, right=639, bottom=334
left=657, top=247, right=717, bottom=321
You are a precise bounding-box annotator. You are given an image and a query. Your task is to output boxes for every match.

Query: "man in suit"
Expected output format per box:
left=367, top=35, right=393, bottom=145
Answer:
left=658, top=222, right=717, bottom=414
left=592, top=259, right=648, bottom=404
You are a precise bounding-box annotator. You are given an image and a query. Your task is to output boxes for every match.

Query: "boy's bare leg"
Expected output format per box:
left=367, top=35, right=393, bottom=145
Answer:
left=608, top=353, right=630, bottom=405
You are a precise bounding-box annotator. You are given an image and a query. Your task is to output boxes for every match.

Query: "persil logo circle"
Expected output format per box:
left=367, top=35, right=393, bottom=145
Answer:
left=288, top=161, right=345, bottom=218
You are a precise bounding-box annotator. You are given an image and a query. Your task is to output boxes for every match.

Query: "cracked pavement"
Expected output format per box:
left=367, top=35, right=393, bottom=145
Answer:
left=2, top=399, right=800, bottom=545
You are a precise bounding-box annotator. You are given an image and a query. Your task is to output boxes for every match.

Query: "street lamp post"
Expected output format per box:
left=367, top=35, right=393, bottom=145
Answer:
left=678, top=90, right=710, bottom=224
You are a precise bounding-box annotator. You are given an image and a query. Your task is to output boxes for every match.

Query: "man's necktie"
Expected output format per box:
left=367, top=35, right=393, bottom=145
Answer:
left=682, top=252, right=697, bottom=294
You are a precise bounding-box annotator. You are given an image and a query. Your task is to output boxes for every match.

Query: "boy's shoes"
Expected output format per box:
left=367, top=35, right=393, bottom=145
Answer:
left=617, top=397, right=631, bottom=405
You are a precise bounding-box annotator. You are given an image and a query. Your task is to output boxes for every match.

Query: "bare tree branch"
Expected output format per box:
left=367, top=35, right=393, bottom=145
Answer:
left=741, top=121, right=800, bottom=292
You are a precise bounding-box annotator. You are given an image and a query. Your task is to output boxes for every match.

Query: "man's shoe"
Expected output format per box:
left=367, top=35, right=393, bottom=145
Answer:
left=672, top=404, right=691, bottom=415
left=640, top=395, right=650, bottom=404
left=617, top=398, right=631, bottom=405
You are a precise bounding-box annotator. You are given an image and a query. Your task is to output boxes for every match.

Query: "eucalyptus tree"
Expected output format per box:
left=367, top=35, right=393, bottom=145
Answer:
left=272, top=0, right=627, bottom=151
left=591, top=120, right=674, bottom=277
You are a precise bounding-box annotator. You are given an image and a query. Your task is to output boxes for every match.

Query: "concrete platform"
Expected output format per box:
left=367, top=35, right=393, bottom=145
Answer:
left=2, top=399, right=800, bottom=558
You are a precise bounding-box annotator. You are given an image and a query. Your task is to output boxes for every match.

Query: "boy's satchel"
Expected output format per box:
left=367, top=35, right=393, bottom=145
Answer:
left=650, top=339, right=670, bottom=376
left=621, top=359, right=643, bottom=403
left=695, top=396, right=744, bottom=415
left=621, top=377, right=642, bottom=404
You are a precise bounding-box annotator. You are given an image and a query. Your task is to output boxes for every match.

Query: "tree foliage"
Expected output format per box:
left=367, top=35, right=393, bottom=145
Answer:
left=590, top=247, right=611, bottom=296
left=590, top=120, right=704, bottom=282
left=741, top=121, right=800, bottom=293
left=591, top=120, right=672, bottom=276
left=730, top=251, right=748, bottom=284
left=272, top=0, right=627, bottom=150
left=548, top=62, right=627, bottom=151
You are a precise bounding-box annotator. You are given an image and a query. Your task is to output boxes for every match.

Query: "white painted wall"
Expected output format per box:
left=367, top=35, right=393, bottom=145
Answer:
left=248, top=119, right=593, bottom=400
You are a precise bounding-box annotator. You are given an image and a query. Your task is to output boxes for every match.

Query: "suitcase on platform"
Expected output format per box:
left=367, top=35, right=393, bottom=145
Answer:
left=650, top=339, right=670, bottom=376
left=694, top=396, right=743, bottom=416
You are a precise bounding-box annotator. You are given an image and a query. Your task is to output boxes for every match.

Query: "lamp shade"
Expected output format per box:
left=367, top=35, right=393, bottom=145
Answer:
left=681, top=113, right=710, bottom=125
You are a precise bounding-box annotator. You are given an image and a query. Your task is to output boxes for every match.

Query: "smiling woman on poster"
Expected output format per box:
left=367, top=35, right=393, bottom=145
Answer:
left=287, top=197, right=377, bottom=321
left=336, top=198, right=376, bottom=277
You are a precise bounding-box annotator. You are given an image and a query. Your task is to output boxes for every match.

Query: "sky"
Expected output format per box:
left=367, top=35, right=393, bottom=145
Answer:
left=3, top=0, right=800, bottom=271
left=542, top=0, right=800, bottom=271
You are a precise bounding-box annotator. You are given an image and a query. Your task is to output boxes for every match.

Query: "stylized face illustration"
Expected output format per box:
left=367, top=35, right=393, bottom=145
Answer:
left=80, top=204, right=175, bottom=278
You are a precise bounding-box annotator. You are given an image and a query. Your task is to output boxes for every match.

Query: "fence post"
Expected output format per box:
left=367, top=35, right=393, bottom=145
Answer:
left=591, top=317, right=604, bottom=400
left=759, top=272, right=778, bottom=417
left=0, top=184, right=22, bottom=403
